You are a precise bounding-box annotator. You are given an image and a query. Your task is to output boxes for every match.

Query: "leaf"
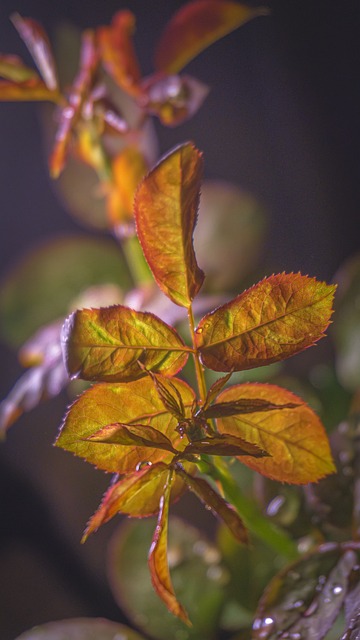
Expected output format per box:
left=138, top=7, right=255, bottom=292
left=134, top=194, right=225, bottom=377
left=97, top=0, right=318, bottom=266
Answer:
left=344, top=576, right=360, bottom=639
left=182, top=433, right=266, bottom=458
left=134, top=142, right=204, bottom=308
left=216, top=383, right=335, bottom=483
left=97, top=10, right=142, bottom=97
left=82, top=463, right=187, bottom=540
left=149, top=469, right=190, bottom=624
left=175, top=465, right=248, bottom=544
left=0, top=78, right=58, bottom=101
left=0, top=54, right=38, bottom=82
left=0, top=326, right=67, bottom=437
left=203, top=371, right=233, bottom=410
left=154, top=0, right=268, bottom=74
left=109, top=517, right=227, bottom=640
left=49, top=30, right=98, bottom=178
left=195, top=273, right=336, bottom=372
left=61, top=305, right=190, bottom=382
left=10, top=13, right=59, bottom=91
left=14, top=618, right=146, bottom=640
left=253, top=543, right=360, bottom=640
left=142, top=73, right=209, bottom=126
left=201, top=397, right=298, bottom=419
left=150, top=373, right=186, bottom=420
left=0, top=235, right=130, bottom=348
left=107, top=146, right=148, bottom=233
left=56, top=376, right=196, bottom=473
left=87, top=422, right=177, bottom=453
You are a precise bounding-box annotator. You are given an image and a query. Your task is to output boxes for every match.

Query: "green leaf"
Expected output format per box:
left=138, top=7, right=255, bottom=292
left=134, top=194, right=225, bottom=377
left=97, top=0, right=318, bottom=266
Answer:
left=0, top=235, right=130, bottom=348
left=11, top=13, right=59, bottom=91
left=56, top=376, right=196, bottom=472
left=148, top=469, right=191, bottom=624
left=135, top=142, right=204, bottom=308
left=82, top=463, right=186, bottom=539
left=14, top=618, right=146, bottom=640
left=62, top=305, right=190, bottom=382
left=154, top=1, right=269, bottom=74
left=109, top=517, right=227, bottom=639
left=176, top=466, right=248, bottom=544
left=195, top=273, right=336, bottom=372
left=216, top=383, right=335, bottom=484
left=253, top=543, right=360, bottom=640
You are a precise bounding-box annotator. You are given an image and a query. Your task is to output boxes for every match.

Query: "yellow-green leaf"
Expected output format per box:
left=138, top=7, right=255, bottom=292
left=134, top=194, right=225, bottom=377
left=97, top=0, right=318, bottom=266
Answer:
left=82, top=463, right=187, bottom=540
left=62, top=305, right=190, bottom=381
left=216, top=383, right=335, bottom=484
left=154, top=0, right=268, bottom=74
left=195, top=273, right=336, bottom=371
left=134, top=143, right=204, bottom=308
left=56, top=376, right=195, bottom=473
left=0, top=54, right=38, bottom=82
left=148, top=469, right=190, bottom=624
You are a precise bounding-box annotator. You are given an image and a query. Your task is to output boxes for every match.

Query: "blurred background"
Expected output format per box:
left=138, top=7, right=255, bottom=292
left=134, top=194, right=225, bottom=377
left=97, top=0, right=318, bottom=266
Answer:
left=0, top=1, right=359, bottom=638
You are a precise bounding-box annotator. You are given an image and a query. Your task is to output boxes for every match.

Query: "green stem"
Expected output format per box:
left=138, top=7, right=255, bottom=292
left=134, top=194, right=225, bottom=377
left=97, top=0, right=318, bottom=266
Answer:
left=187, top=304, right=207, bottom=404
left=122, top=235, right=153, bottom=287
left=200, top=456, right=299, bottom=561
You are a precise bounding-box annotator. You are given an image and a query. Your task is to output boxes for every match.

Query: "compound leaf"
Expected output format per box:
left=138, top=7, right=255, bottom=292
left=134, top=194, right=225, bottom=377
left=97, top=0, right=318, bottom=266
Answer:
left=56, top=376, right=195, bottom=473
left=135, top=143, right=204, bottom=308
left=176, top=466, right=248, bottom=544
left=195, top=273, right=336, bottom=371
left=216, top=383, right=335, bottom=484
left=148, top=469, right=190, bottom=624
left=154, top=0, right=268, bottom=74
left=83, top=463, right=186, bottom=540
left=62, top=305, right=189, bottom=381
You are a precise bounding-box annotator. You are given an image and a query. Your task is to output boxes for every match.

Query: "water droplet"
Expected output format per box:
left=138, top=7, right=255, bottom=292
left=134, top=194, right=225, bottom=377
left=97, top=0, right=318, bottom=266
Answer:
left=284, top=599, right=304, bottom=611
left=135, top=460, right=153, bottom=471
left=332, top=584, right=343, bottom=596
left=252, top=616, right=275, bottom=638
left=266, top=495, right=286, bottom=517
left=289, top=633, right=302, bottom=640
left=196, top=327, right=203, bottom=334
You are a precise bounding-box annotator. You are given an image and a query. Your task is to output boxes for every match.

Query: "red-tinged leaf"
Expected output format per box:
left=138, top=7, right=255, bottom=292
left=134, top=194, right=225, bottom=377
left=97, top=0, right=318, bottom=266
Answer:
left=61, top=305, right=190, bottom=382
left=0, top=78, right=58, bottom=101
left=195, top=273, right=336, bottom=372
left=56, top=376, right=196, bottom=473
left=182, top=433, right=267, bottom=457
left=135, top=143, right=204, bottom=308
left=149, top=469, right=190, bottom=624
left=11, top=13, right=59, bottom=90
left=87, top=422, right=177, bottom=454
left=107, top=147, right=148, bottom=234
left=175, top=465, right=248, bottom=544
left=201, top=397, right=298, bottom=419
left=97, top=10, right=142, bottom=97
left=83, top=463, right=187, bottom=540
left=154, top=0, right=268, bottom=74
left=0, top=54, right=37, bottom=82
left=203, top=371, right=233, bottom=410
left=150, top=373, right=186, bottom=420
left=216, top=383, right=335, bottom=484
left=49, top=30, right=98, bottom=178
left=141, top=73, right=209, bottom=126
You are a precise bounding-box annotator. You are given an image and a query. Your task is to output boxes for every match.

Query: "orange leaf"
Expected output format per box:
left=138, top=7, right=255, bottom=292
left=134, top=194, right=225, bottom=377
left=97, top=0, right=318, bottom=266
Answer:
left=135, top=143, right=204, bottom=308
left=216, top=383, right=335, bottom=483
left=10, top=13, right=59, bottom=90
left=87, top=422, right=177, bottom=454
left=107, top=147, right=148, bottom=233
left=0, top=78, right=58, bottom=101
left=97, top=10, right=142, bottom=98
left=154, top=0, right=268, bottom=74
left=195, top=273, right=336, bottom=371
left=148, top=468, right=190, bottom=624
left=62, top=305, right=190, bottom=382
left=56, top=376, right=195, bottom=473
left=82, top=463, right=187, bottom=540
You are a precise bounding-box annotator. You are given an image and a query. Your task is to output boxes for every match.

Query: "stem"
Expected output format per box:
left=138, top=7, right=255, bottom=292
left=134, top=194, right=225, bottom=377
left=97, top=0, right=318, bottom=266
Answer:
left=187, top=304, right=207, bottom=404
left=122, top=235, right=153, bottom=287
left=200, top=456, right=299, bottom=561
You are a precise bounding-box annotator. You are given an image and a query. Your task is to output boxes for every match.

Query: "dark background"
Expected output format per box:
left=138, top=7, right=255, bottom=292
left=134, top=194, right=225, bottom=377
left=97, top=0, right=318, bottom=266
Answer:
left=0, top=1, right=359, bottom=638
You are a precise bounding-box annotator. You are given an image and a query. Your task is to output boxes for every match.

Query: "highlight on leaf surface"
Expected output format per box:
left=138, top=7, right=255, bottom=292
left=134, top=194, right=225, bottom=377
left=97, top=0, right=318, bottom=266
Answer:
left=56, top=376, right=196, bottom=473
left=61, top=305, right=190, bottom=382
left=148, top=469, right=191, bottom=625
left=195, top=273, right=336, bottom=371
left=154, top=0, right=269, bottom=74
left=134, top=142, right=204, bottom=308
left=215, top=383, right=335, bottom=484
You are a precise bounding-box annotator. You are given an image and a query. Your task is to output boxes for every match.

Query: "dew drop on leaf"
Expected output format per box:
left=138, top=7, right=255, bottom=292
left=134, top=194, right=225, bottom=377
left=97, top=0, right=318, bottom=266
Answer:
left=135, top=461, right=153, bottom=471
left=252, top=615, right=275, bottom=639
